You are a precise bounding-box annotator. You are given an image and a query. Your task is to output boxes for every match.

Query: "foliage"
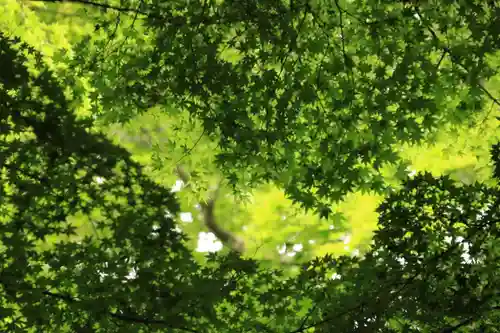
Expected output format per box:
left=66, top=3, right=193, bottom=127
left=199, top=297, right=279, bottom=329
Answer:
left=9, top=0, right=499, bottom=268
left=2, top=32, right=500, bottom=333
left=64, top=0, right=500, bottom=216
left=101, top=108, right=353, bottom=266
left=94, top=104, right=500, bottom=264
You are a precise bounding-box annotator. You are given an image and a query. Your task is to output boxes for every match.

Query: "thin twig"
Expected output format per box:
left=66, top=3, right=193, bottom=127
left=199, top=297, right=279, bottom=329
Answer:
left=30, top=0, right=159, bottom=18
left=0, top=284, right=200, bottom=332
left=334, top=0, right=355, bottom=92
left=173, top=129, right=206, bottom=165
left=297, top=303, right=318, bottom=332
left=413, top=6, right=500, bottom=109
left=436, top=49, right=446, bottom=70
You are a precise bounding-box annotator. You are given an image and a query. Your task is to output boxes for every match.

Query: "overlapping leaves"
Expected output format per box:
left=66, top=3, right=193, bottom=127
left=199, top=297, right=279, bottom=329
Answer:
left=70, top=0, right=500, bottom=215
left=0, top=33, right=266, bottom=333
left=2, top=3, right=500, bottom=332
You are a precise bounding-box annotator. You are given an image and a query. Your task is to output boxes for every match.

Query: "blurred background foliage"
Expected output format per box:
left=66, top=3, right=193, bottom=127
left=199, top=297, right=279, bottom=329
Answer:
left=3, top=0, right=499, bottom=272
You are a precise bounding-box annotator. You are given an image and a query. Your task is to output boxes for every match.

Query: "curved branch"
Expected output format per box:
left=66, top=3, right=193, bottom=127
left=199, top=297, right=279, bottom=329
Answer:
left=175, top=165, right=245, bottom=254
left=29, top=0, right=158, bottom=18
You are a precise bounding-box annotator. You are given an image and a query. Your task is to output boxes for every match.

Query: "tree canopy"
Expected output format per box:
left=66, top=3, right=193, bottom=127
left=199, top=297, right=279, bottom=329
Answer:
left=1, top=0, right=500, bottom=332
left=69, top=0, right=500, bottom=215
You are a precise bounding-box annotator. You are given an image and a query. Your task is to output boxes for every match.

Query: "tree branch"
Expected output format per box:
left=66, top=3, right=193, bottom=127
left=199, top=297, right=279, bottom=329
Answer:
left=412, top=6, right=500, bottom=109
left=41, top=290, right=198, bottom=332
left=0, top=279, right=199, bottom=333
left=29, top=0, right=162, bottom=17
left=175, top=165, right=245, bottom=253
